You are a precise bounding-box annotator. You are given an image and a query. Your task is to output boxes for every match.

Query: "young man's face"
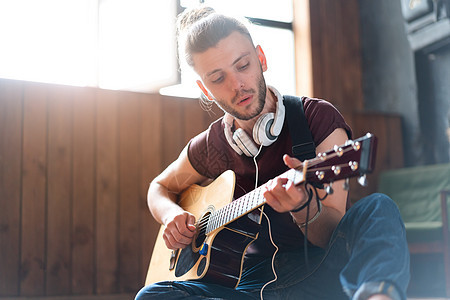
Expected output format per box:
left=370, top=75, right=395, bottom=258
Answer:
left=192, top=31, right=267, bottom=121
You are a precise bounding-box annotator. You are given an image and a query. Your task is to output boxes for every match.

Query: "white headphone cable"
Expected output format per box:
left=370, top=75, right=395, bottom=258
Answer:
left=253, top=143, right=264, bottom=189
left=252, top=144, right=279, bottom=300
left=259, top=209, right=279, bottom=300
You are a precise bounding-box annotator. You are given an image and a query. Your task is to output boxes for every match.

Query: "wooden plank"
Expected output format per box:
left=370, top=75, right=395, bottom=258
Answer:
left=160, top=96, right=184, bottom=168
left=321, top=0, right=338, bottom=102
left=46, top=85, right=73, bottom=295
left=311, top=0, right=336, bottom=100
left=344, top=112, right=404, bottom=203
left=183, top=99, right=207, bottom=143
left=117, top=92, right=141, bottom=293
left=71, top=87, right=95, bottom=294
left=307, top=0, right=364, bottom=113
left=95, top=89, right=119, bottom=294
left=0, top=79, right=23, bottom=296
left=336, top=0, right=364, bottom=112
left=20, top=82, right=48, bottom=296
left=140, top=94, right=163, bottom=283
left=309, top=0, right=324, bottom=97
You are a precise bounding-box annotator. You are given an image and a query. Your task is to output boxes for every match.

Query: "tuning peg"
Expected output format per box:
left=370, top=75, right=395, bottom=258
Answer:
left=357, top=174, right=368, bottom=187
left=343, top=178, right=350, bottom=191
left=325, top=182, right=334, bottom=195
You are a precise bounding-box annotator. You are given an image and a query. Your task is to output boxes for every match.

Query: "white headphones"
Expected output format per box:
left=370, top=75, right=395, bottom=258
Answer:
left=224, top=86, right=285, bottom=157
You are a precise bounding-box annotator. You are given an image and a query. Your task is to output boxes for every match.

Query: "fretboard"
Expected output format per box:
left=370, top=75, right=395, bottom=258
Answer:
left=205, top=168, right=304, bottom=234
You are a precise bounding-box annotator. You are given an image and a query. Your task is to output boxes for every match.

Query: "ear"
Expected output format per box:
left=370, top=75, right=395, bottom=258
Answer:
left=196, top=80, right=214, bottom=101
left=256, top=45, right=267, bottom=72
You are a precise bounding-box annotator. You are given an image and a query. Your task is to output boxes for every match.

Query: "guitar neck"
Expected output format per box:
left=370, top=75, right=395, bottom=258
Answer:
left=205, top=168, right=304, bottom=234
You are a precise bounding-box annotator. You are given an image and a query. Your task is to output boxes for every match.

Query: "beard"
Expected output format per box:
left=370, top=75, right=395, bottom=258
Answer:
left=215, top=72, right=267, bottom=121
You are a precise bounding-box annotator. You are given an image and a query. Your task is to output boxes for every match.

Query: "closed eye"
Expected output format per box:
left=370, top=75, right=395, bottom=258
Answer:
left=211, top=76, right=224, bottom=84
left=238, top=63, right=249, bottom=71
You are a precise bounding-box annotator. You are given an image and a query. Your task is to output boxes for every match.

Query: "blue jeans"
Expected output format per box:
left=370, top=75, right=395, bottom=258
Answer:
left=135, top=193, right=410, bottom=300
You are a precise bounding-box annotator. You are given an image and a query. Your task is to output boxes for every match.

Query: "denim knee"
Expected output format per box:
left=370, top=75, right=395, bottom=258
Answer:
left=349, top=193, right=403, bottom=224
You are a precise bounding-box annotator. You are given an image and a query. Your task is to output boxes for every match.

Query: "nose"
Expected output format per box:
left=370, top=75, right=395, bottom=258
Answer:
left=229, top=73, right=244, bottom=92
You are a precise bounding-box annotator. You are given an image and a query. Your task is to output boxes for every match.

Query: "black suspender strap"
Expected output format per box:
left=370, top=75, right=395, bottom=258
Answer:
left=283, top=95, right=316, bottom=161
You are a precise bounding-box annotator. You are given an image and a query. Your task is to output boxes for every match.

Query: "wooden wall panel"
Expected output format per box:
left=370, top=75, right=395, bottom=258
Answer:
left=139, top=94, right=162, bottom=285
left=20, top=83, right=48, bottom=296
left=307, top=0, right=364, bottom=113
left=95, top=89, right=120, bottom=294
left=0, top=79, right=23, bottom=296
left=118, top=92, right=142, bottom=293
left=0, top=41, right=221, bottom=300
left=161, top=96, right=185, bottom=168
left=46, top=86, right=73, bottom=295
left=183, top=99, right=208, bottom=141
left=72, top=87, right=96, bottom=294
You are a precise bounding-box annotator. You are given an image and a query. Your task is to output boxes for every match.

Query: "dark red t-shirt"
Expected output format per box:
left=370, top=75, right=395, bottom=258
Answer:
left=187, top=96, right=352, bottom=260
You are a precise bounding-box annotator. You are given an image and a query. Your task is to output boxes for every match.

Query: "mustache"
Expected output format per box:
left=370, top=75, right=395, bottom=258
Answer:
left=231, top=88, right=256, bottom=104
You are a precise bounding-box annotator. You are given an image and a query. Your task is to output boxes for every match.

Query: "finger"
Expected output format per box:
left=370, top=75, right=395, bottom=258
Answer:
left=263, top=187, right=283, bottom=210
left=285, top=181, right=307, bottom=202
left=163, top=230, right=182, bottom=250
left=174, top=214, right=196, bottom=238
left=268, top=177, right=288, bottom=193
left=283, top=154, right=302, bottom=169
left=186, top=214, right=197, bottom=232
left=163, top=227, right=192, bottom=249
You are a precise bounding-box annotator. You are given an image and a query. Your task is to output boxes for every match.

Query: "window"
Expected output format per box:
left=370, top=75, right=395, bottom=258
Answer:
left=0, top=0, right=294, bottom=95
left=0, top=0, right=178, bottom=92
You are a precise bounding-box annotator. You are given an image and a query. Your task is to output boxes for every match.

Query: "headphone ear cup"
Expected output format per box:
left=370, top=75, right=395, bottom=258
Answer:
left=271, top=95, right=285, bottom=137
left=233, top=128, right=259, bottom=157
left=253, top=113, right=278, bottom=146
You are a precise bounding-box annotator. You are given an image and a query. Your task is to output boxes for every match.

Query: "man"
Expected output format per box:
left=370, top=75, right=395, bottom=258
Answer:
left=135, top=6, right=409, bottom=300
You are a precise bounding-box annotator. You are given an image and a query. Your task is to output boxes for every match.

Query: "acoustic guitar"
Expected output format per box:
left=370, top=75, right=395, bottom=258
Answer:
left=145, top=133, right=377, bottom=288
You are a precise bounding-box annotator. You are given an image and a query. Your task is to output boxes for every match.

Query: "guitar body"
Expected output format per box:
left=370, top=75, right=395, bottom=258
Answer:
left=145, top=170, right=262, bottom=288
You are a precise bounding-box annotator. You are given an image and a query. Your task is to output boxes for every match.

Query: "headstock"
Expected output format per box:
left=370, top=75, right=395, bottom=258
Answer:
left=303, top=133, right=377, bottom=187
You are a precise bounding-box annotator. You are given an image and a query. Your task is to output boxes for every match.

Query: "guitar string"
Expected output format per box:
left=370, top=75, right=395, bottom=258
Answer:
left=297, top=144, right=357, bottom=171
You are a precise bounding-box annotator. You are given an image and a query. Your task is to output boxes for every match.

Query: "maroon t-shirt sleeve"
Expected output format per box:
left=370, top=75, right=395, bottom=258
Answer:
left=187, top=118, right=234, bottom=179
left=303, top=97, right=352, bottom=146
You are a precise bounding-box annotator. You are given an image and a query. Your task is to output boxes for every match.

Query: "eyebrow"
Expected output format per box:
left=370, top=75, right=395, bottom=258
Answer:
left=205, top=52, right=251, bottom=79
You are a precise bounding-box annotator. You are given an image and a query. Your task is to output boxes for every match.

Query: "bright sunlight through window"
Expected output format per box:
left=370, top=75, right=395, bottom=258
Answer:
left=0, top=0, right=177, bottom=93
left=0, top=0, right=294, bottom=95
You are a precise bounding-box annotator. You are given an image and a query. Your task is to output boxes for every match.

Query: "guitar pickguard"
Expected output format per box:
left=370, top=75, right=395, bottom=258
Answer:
left=175, top=245, right=202, bottom=277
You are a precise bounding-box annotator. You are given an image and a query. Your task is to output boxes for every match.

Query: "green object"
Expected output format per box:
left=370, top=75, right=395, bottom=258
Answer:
left=378, top=163, right=450, bottom=243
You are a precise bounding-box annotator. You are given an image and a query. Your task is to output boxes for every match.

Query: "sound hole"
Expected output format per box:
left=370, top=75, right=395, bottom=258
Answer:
left=194, top=211, right=211, bottom=249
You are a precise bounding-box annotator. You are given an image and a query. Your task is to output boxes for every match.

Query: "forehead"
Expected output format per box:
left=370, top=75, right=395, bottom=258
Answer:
left=192, top=31, right=256, bottom=78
